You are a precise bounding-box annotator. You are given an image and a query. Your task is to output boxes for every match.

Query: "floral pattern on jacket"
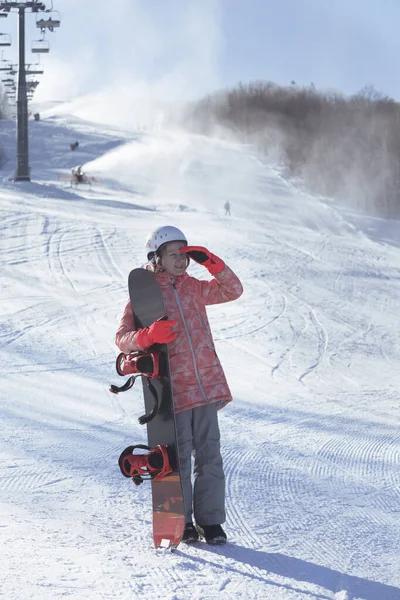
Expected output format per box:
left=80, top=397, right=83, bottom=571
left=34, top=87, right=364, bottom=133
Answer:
left=115, top=265, right=243, bottom=413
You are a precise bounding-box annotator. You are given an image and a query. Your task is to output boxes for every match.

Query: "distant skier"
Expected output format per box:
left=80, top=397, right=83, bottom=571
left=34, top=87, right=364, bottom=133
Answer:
left=224, top=201, right=231, bottom=216
left=70, top=141, right=79, bottom=151
left=115, top=225, right=243, bottom=545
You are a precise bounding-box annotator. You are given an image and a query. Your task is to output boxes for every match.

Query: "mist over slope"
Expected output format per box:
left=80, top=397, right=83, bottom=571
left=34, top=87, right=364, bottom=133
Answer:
left=184, top=81, right=400, bottom=218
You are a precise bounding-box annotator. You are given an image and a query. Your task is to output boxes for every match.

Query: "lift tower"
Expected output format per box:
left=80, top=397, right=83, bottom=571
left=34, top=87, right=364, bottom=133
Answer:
left=0, top=1, right=59, bottom=181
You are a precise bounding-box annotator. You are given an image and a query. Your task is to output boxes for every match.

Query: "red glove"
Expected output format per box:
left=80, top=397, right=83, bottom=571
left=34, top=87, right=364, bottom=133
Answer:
left=180, top=246, right=225, bottom=276
left=135, top=317, right=177, bottom=348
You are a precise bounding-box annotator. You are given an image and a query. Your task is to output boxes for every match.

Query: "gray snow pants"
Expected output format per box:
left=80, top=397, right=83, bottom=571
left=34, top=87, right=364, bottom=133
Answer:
left=175, top=403, right=226, bottom=526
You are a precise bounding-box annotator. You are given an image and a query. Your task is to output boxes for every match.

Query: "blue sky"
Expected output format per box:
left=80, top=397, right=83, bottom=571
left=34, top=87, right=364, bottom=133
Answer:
left=219, top=0, right=400, bottom=95
left=1, top=0, right=400, bottom=103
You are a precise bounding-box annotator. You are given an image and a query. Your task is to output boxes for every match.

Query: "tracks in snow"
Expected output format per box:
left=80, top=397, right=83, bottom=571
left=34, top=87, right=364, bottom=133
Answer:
left=0, top=212, right=125, bottom=368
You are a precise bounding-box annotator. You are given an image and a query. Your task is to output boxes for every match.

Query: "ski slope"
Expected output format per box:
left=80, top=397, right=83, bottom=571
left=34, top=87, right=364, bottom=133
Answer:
left=0, top=109, right=399, bottom=600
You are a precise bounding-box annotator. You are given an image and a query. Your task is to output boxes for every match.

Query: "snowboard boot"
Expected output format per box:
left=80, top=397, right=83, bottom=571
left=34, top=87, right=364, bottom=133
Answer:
left=196, top=524, right=227, bottom=545
left=181, top=522, right=200, bottom=544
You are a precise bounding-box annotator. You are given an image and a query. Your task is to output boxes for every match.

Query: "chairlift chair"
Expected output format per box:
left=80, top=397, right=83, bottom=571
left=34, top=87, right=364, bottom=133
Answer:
left=31, top=0, right=47, bottom=13
left=31, top=39, right=49, bottom=54
left=4, top=63, right=16, bottom=75
left=36, top=16, right=60, bottom=33
left=29, top=57, right=43, bottom=74
left=0, top=33, right=11, bottom=46
left=26, top=69, right=44, bottom=75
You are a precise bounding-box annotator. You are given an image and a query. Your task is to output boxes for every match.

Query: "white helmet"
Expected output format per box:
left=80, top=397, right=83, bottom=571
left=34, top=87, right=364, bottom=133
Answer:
left=145, top=225, right=187, bottom=260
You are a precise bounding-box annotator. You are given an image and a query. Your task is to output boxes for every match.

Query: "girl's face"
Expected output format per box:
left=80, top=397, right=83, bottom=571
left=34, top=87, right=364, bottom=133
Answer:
left=160, top=241, right=188, bottom=276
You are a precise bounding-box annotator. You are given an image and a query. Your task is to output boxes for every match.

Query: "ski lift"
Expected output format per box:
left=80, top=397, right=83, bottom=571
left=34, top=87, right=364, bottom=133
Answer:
left=30, top=0, right=47, bottom=13
left=0, top=33, right=11, bottom=47
left=43, top=0, right=55, bottom=11
left=31, top=39, right=49, bottom=53
left=36, top=13, right=60, bottom=33
left=36, top=8, right=61, bottom=33
left=25, top=66, right=44, bottom=75
left=1, top=63, right=16, bottom=75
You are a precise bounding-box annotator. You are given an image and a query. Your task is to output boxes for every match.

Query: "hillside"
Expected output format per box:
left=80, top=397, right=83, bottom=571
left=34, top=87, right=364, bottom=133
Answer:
left=0, top=110, right=399, bottom=600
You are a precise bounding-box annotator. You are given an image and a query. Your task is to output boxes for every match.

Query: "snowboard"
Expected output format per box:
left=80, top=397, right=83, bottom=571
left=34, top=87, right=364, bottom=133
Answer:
left=127, top=268, right=185, bottom=549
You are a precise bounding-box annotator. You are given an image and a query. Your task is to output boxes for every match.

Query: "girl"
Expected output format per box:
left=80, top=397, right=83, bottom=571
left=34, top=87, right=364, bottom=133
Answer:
left=115, top=225, right=243, bottom=544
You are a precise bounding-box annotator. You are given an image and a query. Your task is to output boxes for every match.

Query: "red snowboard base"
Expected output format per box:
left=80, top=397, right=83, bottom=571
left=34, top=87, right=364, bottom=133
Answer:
left=152, top=475, right=185, bottom=549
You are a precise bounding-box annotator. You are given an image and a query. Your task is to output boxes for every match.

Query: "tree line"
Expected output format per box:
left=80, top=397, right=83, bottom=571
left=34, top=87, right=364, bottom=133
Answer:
left=184, top=81, right=400, bottom=217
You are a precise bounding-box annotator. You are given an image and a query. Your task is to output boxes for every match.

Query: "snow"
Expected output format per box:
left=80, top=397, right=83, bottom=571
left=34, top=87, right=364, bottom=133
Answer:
left=0, top=108, right=399, bottom=600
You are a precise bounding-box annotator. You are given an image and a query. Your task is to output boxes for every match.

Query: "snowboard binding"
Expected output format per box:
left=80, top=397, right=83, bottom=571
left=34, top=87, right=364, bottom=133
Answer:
left=115, top=351, right=161, bottom=378
left=110, top=351, right=162, bottom=424
left=118, top=444, right=173, bottom=485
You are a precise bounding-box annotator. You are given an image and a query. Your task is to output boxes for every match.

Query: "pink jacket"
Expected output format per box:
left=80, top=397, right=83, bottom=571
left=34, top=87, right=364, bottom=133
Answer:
left=115, top=265, right=243, bottom=413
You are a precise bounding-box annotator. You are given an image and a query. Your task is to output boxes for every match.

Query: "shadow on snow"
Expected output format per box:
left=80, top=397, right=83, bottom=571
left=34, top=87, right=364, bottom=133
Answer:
left=187, top=544, right=400, bottom=600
